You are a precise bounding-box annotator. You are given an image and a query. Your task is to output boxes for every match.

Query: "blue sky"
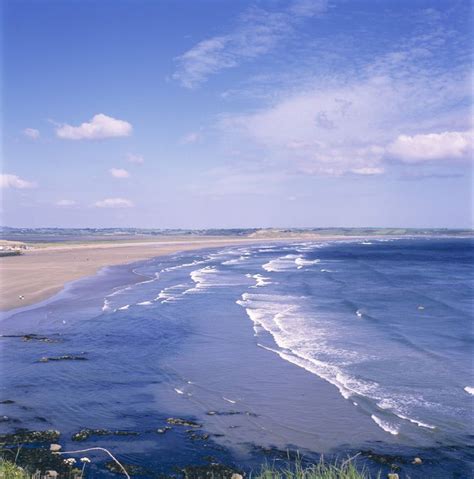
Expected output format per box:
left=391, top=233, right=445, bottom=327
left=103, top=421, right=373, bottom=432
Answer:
left=2, top=0, right=472, bottom=228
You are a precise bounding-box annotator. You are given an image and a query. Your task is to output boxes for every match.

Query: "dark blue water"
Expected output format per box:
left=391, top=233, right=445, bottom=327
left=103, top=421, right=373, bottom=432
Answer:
left=1, top=238, right=473, bottom=477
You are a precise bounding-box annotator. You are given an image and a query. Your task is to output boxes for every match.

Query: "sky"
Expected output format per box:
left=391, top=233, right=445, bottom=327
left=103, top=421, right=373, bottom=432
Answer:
left=1, top=0, right=473, bottom=229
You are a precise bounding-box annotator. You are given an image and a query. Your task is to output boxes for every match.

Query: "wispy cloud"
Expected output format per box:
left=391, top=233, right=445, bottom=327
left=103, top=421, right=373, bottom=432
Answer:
left=217, top=8, right=472, bottom=177
left=56, top=199, right=77, bottom=207
left=0, top=174, right=36, bottom=189
left=173, top=0, right=327, bottom=88
left=109, top=168, right=130, bottom=178
left=23, top=128, right=40, bottom=140
left=94, top=198, right=134, bottom=208
left=181, top=131, right=201, bottom=144
left=56, top=113, right=132, bottom=140
left=127, top=153, right=144, bottom=164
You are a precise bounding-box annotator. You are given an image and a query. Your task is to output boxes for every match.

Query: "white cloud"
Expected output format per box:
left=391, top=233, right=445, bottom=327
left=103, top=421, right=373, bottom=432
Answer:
left=173, top=0, right=327, bottom=88
left=218, top=50, right=471, bottom=176
left=109, top=168, right=130, bottom=178
left=0, top=174, right=36, bottom=189
left=127, top=153, right=144, bottom=164
left=181, top=132, right=201, bottom=144
left=386, top=131, right=473, bottom=163
left=23, top=128, right=40, bottom=140
left=56, top=113, right=132, bottom=140
left=56, top=199, right=77, bottom=207
left=94, top=198, right=134, bottom=208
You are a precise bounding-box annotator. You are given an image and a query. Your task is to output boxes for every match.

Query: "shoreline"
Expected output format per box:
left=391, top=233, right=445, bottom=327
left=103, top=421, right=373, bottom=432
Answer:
left=1, top=233, right=466, bottom=313
left=0, top=234, right=345, bottom=313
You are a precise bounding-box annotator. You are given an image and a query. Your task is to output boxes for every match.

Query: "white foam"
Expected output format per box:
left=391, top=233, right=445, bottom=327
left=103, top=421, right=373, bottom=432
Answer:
left=295, top=257, right=320, bottom=269
left=370, top=415, right=399, bottom=435
left=174, top=388, right=184, bottom=395
left=262, top=254, right=299, bottom=272
left=118, top=304, right=130, bottom=310
left=464, top=386, right=474, bottom=395
left=137, top=301, right=152, bottom=306
left=251, top=274, right=272, bottom=288
left=156, top=283, right=189, bottom=303
left=102, top=299, right=111, bottom=312
left=223, top=397, right=237, bottom=404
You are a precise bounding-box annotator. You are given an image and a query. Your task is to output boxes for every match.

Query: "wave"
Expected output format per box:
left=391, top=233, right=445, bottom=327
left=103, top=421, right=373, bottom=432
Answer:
left=161, top=258, right=208, bottom=273
left=249, top=274, right=272, bottom=288
left=370, top=414, right=399, bottom=435
left=262, top=254, right=320, bottom=272
left=262, top=254, right=300, bottom=272
left=295, top=257, right=320, bottom=269
left=464, top=386, right=474, bottom=395
left=156, top=283, right=189, bottom=303
left=222, top=255, right=249, bottom=266
left=117, top=304, right=130, bottom=311
left=102, top=299, right=111, bottom=312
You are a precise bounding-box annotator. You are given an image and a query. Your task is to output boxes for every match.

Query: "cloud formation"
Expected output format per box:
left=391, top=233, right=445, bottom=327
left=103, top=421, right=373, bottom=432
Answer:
left=181, top=132, right=201, bottom=144
left=56, top=114, right=132, bottom=140
left=94, top=198, right=134, bottom=208
left=109, top=168, right=130, bottom=178
left=127, top=153, right=144, bottom=164
left=173, top=0, right=327, bottom=88
left=23, top=128, right=40, bottom=140
left=218, top=17, right=472, bottom=177
left=0, top=174, right=36, bottom=189
left=56, top=199, right=77, bottom=206
left=387, top=131, right=473, bottom=163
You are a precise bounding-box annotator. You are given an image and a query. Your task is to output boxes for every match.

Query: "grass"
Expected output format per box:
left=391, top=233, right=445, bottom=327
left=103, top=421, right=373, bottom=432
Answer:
left=254, top=457, right=377, bottom=479
left=0, top=457, right=376, bottom=479
left=0, top=460, right=29, bottom=479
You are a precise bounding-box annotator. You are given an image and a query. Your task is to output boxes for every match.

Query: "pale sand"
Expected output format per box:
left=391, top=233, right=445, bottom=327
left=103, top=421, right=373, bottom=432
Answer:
left=0, top=236, right=277, bottom=312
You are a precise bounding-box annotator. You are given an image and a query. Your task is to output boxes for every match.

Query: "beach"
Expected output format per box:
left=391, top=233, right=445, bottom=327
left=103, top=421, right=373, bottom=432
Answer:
left=0, top=236, right=281, bottom=311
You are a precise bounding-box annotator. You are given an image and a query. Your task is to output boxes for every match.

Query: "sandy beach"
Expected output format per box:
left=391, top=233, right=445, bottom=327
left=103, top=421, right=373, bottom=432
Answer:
left=0, top=236, right=280, bottom=312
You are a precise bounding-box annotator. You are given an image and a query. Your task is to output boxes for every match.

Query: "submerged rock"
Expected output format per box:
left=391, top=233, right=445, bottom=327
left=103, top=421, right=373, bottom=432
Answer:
left=156, top=426, right=172, bottom=434
left=39, top=355, right=88, bottom=362
left=72, top=428, right=139, bottom=441
left=105, top=461, right=150, bottom=476
left=0, top=399, right=15, bottom=404
left=0, top=429, right=60, bottom=446
left=166, top=417, right=202, bottom=428
left=178, top=463, right=242, bottom=479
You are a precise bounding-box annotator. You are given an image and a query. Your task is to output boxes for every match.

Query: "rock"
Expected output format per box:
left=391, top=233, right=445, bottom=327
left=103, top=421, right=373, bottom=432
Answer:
left=45, top=471, right=58, bottom=478
left=0, top=429, right=60, bottom=446
left=39, top=355, right=87, bottom=362
left=166, top=417, right=202, bottom=428
left=412, top=457, right=423, bottom=465
left=231, top=474, right=244, bottom=479
left=50, top=444, right=62, bottom=452
left=156, top=426, right=171, bottom=434
left=179, top=464, right=242, bottom=479
left=387, top=474, right=399, bottom=479
left=72, top=428, right=139, bottom=441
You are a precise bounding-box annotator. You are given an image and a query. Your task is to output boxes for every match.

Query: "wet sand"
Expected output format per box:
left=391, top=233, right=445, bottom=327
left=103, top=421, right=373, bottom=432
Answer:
left=0, top=237, right=275, bottom=311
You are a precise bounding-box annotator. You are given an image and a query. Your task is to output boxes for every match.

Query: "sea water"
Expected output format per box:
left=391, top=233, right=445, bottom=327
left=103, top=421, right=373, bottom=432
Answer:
left=1, top=237, right=473, bottom=477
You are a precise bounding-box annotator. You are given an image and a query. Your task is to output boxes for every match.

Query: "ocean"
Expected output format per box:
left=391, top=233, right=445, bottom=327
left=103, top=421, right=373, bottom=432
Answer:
left=1, top=237, right=473, bottom=477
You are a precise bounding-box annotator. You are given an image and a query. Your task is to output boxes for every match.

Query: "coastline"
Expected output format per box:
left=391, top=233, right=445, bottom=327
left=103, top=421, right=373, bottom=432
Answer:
left=0, top=236, right=273, bottom=312
left=0, top=234, right=368, bottom=313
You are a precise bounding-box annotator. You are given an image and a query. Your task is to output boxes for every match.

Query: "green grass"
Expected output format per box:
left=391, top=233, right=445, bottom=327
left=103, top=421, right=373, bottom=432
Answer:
left=254, top=457, right=376, bottom=479
left=0, top=460, right=29, bottom=479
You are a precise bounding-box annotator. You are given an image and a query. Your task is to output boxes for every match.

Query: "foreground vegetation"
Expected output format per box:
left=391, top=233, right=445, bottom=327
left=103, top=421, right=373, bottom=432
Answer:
left=255, top=458, right=375, bottom=479
left=0, top=457, right=378, bottom=479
